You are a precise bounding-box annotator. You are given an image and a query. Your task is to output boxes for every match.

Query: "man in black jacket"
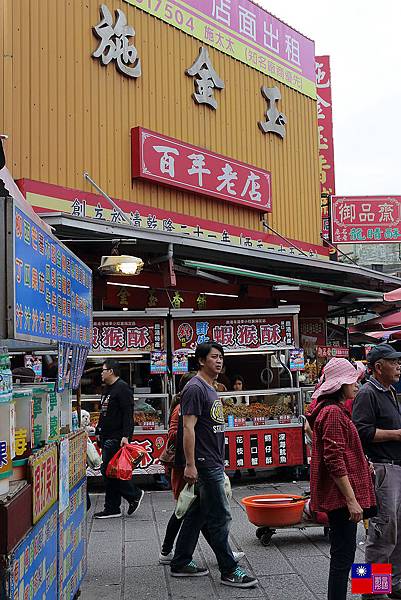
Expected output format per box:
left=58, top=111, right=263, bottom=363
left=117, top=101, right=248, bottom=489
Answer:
left=94, top=359, right=144, bottom=519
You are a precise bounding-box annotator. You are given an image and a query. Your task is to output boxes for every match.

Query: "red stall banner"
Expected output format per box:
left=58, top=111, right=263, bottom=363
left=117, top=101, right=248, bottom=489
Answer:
left=224, top=426, right=304, bottom=469
left=317, top=346, right=349, bottom=359
left=173, top=315, right=295, bottom=351
left=316, top=56, right=335, bottom=241
left=331, top=196, right=401, bottom=244
left=132, top=127, right=272, bottom=212
left=92, top=318, right=165, bottom=353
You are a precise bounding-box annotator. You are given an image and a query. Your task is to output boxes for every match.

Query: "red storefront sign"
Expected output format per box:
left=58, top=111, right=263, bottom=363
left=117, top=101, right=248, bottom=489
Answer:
left=173, top=316, right=295, bottom=351
left=131, top=127, right=272, bottom=212
left=92, top=318, right=165, bottom=353
left=317, top=346, right=349, bottom=359
left=331, top=196, right=401, bottom=244
left=225, top=427, right=303, bottom=469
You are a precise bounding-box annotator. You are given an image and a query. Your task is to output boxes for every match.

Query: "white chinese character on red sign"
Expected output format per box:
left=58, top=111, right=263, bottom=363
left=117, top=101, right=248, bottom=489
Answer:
left=92, top=327, right=100, bottom=348
left=216, top=163, right=237, bottom=195
left=212, top=325, right=235, bottom=346
left=212, top=0, right=231, bottom=26
left=338, top=202, right=356, bottom=223
left=379, top=203, right=395, bottom=223
left=238, top=6, right=256, bottom=40
left=316, top=61, right=330, bottom=89
left=127, top=326, right=150, bottom=349
left=260, top=324, right=282, bottom=345
left=237, top=324, right=258, bottom=346
left=187, top=153, right=211, bottom=187
left=102, top=326, right=125, bottom=348
left=359, top=203, right=375, bottom=223
left=153, top=146, right=179, bottom=178
left=241, top=171, right=261, bottom=202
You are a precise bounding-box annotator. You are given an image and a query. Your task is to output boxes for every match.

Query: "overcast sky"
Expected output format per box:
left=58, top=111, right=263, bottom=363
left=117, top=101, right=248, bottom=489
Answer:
left=260, top=0, right=401, bottom=196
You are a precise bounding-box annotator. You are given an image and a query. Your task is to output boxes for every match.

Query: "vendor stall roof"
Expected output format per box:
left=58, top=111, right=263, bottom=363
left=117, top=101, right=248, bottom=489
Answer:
left=40, top=212, right=401, bottom=299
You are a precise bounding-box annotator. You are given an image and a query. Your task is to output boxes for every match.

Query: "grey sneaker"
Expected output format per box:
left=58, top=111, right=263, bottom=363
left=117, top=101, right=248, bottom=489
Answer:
left=221, top=566, right=258, bottom=588
left=159, top=551, right=173, bottom=564
left=171, top=561, right=209, bottom=577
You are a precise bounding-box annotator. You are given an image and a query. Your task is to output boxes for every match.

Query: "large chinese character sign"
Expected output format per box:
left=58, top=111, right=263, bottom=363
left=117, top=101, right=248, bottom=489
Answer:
left=132, top=127, right=272, bottom=212
left=331, top=196, right=401, bottom=244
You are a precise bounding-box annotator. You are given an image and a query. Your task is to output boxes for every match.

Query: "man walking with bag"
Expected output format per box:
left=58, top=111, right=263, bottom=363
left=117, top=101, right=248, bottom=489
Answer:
left=94, top=359, right=144, bottom=519
left=353, top=344, right=401, bottom=599
left=170, top=342, right=257, bottom=589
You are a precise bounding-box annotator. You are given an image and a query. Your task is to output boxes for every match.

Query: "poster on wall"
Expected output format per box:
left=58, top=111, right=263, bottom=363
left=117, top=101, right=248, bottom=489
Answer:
left=150, top=351, right=167, bottom=374
left=172, top=350, right=189, bottom=374
left=24, top=354, right=42, bottom=378
left=29, top=443, right=58, bottom=524
left=289, top=349, right=305, bottom=371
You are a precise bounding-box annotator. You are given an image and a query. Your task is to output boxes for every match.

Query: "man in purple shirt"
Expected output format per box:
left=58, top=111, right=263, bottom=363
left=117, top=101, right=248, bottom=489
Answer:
left=170, top=342, right=257, bottom=589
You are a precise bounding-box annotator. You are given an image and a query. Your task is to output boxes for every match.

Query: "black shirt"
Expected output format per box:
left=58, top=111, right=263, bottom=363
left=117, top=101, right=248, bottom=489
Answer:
left=352, top=378, right=401, bottom=461
left=95, top=378, right=134, bottom=441
left=175, top=376, right=225, bottom=469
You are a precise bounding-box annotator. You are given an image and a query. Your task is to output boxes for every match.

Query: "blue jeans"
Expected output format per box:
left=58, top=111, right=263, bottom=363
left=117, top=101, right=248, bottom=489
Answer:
left=170, top=466, right=237, bottom=576
left=100, top=439, right=142, bottom=513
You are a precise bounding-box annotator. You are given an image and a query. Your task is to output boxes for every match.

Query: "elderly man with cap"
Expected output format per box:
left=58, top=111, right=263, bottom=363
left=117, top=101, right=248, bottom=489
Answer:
left=353, top=343, right=401, bottom=600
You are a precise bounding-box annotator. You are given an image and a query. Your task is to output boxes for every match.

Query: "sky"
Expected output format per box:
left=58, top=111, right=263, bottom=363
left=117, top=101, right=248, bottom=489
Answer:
left=260, top=0, right=401, bottom=196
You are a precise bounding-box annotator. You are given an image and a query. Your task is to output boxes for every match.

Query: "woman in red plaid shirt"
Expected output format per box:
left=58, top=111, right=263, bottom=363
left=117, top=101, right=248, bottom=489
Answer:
left=308, top=358, right=376, bottom=600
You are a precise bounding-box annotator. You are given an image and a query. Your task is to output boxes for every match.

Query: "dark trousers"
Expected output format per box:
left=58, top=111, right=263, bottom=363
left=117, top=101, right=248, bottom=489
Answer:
left=162, top=512, right=212, bottom=555
left=101, top=439, right=142, bottom=513
left=327, top=507, right=357, bottom=600
left=170, top=466, right=237, bottom=576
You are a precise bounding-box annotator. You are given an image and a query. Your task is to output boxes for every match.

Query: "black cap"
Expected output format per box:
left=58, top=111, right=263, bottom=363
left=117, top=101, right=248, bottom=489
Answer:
left=367, top=343, right=401, bottom=366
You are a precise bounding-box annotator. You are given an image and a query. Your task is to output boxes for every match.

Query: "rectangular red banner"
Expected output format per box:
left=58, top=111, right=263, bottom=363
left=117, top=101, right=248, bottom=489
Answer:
left=173, top=315, right=295, bottom=351
left=92, top=318, right=165, bottom=353
left=316, top=56, right=335, bottom=241
left=317, top=346, right=349, bottom=359
left=331, top=196, right=401, bottom=244
left=132, top=127, right=272, bottom=212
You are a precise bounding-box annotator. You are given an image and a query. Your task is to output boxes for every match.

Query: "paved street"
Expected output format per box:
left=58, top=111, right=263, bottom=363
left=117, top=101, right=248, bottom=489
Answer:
left=81, top=479, right=366, bottom=599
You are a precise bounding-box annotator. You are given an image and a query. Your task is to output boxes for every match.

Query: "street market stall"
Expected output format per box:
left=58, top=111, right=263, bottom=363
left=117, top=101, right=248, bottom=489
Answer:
left=0, top=183, right=92, bottom=600
left=171, top=307, right=306, bottom=472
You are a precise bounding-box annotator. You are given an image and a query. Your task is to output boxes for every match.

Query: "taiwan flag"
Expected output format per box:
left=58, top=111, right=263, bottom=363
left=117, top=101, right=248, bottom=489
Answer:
left=351, top=563, right=392, bottom=594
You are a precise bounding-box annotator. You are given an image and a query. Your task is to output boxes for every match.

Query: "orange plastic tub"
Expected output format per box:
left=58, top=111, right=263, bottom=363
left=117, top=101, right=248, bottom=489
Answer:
left=241, top=494, right=306, bottom=527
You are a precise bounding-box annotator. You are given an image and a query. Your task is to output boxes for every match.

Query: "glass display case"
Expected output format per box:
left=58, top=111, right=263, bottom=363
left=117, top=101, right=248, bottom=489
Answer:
left=218, top=388, right=303, bottom=426
left=300, top=386, right=315, bottom=414
left=78, top=393, right=169, bottom=433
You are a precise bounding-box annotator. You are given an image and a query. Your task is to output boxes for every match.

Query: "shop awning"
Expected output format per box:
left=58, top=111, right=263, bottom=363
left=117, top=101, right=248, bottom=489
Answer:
left=182, top=260, right=384, bottom=298
left=349, top=311, right=401, bottom=333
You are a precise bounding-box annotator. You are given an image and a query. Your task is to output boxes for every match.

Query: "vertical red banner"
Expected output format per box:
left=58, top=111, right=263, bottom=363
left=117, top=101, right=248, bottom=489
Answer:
left=316, top=56, right=336, bottom=244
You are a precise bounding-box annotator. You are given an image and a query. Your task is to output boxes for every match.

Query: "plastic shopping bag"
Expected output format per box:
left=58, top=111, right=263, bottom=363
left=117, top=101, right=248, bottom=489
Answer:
left=106, top=445, right=145, bottom=480
left=175, top=484, right=196, bottom=519
left=224, top=473, right=232, bottom=500
left=87, top=438, right=102, bottom=470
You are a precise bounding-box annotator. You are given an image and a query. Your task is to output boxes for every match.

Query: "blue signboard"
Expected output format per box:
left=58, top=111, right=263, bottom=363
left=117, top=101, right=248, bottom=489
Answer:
left=13, top=204, right=92, bottom=346
left=58, top=477, right=87, bottom=600
left=9, top=502, right=58, bottom=599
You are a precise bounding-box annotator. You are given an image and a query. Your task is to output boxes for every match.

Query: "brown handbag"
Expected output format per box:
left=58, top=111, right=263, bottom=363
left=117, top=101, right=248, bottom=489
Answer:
left=159, top=442, right=175, bottom=467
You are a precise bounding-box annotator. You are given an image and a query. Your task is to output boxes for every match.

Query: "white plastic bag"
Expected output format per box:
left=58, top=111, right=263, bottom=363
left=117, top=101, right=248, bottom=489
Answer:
left=87, top=438, right=102, bottom=470
left=175, top=484, right=196, bottom=519
left=224, top=473, right=232, bottom=499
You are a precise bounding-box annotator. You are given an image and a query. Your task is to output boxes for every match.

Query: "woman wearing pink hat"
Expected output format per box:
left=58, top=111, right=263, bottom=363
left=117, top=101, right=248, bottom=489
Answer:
left=308, top=358, right=376, bottom=600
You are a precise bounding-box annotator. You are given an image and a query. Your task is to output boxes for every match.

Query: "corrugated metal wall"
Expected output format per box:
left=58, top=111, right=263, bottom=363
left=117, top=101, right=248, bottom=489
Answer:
left=0, top=0, right=321, bottom=245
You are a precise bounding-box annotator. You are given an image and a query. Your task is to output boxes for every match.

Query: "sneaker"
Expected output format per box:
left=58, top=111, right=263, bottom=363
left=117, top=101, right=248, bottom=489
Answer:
left=233, top=551, right=245, bottom=561
left=127, top=490, right=145, bottom=516
left=159, top=551, right=173, bottom=565
left=221, top=566, right=258, bottom=588
left=94, top=510, right=122, bottom=519
left=171, top=561, right=209, bottom=577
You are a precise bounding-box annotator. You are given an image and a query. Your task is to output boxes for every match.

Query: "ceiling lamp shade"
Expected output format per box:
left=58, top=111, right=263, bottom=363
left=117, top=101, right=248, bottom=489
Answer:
left=98, top=255, right=144, bottom=276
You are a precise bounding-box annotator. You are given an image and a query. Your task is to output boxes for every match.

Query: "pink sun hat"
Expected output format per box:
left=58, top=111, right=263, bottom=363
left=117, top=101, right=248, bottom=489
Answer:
left=312, top=358, right=365, bottom=401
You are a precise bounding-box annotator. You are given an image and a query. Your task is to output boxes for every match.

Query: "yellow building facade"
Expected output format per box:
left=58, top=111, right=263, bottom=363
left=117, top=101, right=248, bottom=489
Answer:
left=0, top=0, right=321, bottom=246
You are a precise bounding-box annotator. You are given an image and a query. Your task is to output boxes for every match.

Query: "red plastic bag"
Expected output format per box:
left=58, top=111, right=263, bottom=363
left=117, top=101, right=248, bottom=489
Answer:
left=106, top=445, right=145, bottom=480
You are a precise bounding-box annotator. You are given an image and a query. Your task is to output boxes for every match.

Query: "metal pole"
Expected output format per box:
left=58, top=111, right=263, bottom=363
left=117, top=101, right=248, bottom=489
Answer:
left=344, top=308, right=350, bottom=348
left=83, top=171, right=130, bottom=226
